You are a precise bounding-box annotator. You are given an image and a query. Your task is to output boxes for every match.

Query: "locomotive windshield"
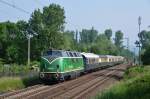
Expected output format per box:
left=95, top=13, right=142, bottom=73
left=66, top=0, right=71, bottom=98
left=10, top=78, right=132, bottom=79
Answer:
left=43, top=50, right=62, bottom=57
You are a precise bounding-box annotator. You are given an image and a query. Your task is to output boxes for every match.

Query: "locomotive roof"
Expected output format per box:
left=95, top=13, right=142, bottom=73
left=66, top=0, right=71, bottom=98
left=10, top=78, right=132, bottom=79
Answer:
left=46, top=49, right=80, bottom=53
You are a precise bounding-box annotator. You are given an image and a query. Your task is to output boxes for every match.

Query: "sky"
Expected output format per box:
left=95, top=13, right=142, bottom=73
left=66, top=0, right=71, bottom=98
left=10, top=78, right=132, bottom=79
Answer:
left=0, top=0, right=150, bottom=51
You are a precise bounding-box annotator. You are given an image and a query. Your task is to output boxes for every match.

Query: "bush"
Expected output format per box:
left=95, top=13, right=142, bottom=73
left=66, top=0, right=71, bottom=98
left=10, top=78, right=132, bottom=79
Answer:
left=142, top=47, right=150, bottom=65
left=124, top=66, right=145, bottom=79
left=22, top=76, right=40, bottom=86
left=96, top=66, right=150, bottom=99
left=0, top=58, right=4, bottom=73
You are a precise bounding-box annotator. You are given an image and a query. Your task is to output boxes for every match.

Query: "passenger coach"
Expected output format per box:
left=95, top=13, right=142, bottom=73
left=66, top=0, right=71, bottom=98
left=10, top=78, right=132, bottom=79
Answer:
left=81, top=52, right=99, bottom=71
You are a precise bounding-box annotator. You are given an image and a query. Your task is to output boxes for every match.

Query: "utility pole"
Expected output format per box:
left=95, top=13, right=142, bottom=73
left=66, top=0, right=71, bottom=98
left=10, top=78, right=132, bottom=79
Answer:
left=27, top=34, right=32, bottom=67
left=138, top=16, right=142, bottom=66
left=124, top=37, right=129, bottom=50
left=133, top=47, right=136, bottom=65
left=26, top=29, right=37, bottom=67
left=124, top=37, right=129, bottom=60
left=138, top=16, right=141, bottom=35
left=135, top=40, right=141, bottom=66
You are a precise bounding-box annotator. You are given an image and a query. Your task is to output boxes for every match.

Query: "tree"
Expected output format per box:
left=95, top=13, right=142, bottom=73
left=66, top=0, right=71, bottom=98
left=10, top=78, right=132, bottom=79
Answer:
left=104, top=29, right=112, bottom=40
left=138, top=30, right=150, bottom=49
left=28, top=4, right=66, bottom=60
left=0, top=22, right=8, bottom=58
left=0, top=4, right=66, bottom=64
left=62, top=31, right=75, bottom=50
left=80, top=27, right=98, bottom=44
left=141, top=47, right=150, bottom=65
left=115, top=30, right=123, bottom=49
left=0, top=3, right=135, bottom=64
left=90, top=34, right=118, bottom=55
left=138, top=30, right=150, bottom=64
left=0, top=21, right=27, bottom=64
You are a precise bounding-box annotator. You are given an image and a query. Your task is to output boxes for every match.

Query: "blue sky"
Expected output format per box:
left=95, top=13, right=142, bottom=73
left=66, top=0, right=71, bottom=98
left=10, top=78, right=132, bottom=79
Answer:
left=0, top=0, right=150, bottom=50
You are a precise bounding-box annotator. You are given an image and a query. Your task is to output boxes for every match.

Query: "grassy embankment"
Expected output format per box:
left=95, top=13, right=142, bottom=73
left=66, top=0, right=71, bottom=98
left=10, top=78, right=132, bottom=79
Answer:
left=0, top=76, right=40, bottom=93
left=0, top=61, right=40, bottom=93
left=95, top=66, right=150, bottom=99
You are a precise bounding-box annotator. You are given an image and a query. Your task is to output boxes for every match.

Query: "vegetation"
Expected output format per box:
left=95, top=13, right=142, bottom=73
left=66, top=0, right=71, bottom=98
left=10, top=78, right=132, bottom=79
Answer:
left=0, top=3, right=134, bottom=66
left=0, top=61, right=39, bottom=77
left=137, top=30, right=150, bottom=65
left=95, top=66, right=150, bottom=99
left=0, top=76, right=40, bottom=92
left=142, top=46, right=150, bottom=65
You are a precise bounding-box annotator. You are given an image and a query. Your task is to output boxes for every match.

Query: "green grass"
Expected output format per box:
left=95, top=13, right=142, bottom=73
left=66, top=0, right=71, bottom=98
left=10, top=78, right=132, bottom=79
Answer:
left=0, top=60, right=40, bottom=93
left=95, top=66, right=150, bottom=99
left=0, top=76, right=40, bottom=93
left=0, top=77, right=24, bottom=92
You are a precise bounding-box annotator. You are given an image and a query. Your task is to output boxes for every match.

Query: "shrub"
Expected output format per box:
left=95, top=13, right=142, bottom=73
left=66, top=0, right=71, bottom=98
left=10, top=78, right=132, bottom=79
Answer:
left=96, top=66, right=150, bottom=99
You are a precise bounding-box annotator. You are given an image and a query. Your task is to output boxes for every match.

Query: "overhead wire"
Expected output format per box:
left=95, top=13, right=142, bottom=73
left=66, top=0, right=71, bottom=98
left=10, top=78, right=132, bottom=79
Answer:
left=0, top=6, right=20, bottom=21
left=0, top=0, right=30, bottom=14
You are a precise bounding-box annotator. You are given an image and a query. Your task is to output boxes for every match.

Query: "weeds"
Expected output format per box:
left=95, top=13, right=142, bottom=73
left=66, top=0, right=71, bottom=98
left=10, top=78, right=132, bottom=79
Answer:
left=96, top=66, right=150, bottom=99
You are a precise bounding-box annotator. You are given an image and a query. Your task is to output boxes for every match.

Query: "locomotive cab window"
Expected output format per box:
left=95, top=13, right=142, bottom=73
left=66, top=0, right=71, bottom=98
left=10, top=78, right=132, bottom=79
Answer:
left=62, top=51, right=68, bottom=57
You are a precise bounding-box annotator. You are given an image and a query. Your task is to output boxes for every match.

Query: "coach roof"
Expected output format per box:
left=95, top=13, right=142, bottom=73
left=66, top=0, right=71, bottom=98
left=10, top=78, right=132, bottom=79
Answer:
left=81, top=52, right=99, bottom=58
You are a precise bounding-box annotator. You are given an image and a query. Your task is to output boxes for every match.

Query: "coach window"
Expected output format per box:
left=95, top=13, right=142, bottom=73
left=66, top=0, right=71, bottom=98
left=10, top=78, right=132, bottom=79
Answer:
left=93, top=58, right=95, bottom=64
left=96, top=58, right=98, bottom=63
left=90, top=59, right=92, bottom=64
left=88, top=59, right=90, bottom=64
left=109, top=59, right=111, bottom=62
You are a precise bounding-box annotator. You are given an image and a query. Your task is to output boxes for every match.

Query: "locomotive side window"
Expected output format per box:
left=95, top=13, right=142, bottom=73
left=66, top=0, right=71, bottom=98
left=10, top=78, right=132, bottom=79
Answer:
left=74, top=53, right=78, bottom=57
left=66, top=52, right=70, bottom=57
left=69, top=52, right=74, bottom=57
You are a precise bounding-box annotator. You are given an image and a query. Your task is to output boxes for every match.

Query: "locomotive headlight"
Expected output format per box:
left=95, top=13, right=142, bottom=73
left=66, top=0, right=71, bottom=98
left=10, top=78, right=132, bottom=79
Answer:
left=40, top=73, right=44, bottom=78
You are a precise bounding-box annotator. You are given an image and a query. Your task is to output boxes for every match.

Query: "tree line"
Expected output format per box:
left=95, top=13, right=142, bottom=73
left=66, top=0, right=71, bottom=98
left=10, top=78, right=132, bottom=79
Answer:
left=138, top=30, right=150, bottom=65
left=0, top=4, right=133, bottom=65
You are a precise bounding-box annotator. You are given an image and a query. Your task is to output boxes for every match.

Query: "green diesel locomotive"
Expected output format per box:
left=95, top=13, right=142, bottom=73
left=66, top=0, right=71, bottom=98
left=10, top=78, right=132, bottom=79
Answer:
left=39, top=50, right=84, bottom=81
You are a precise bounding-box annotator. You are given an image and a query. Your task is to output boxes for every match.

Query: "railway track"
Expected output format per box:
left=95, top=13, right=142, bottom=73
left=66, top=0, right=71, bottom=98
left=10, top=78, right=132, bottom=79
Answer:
left=26, top=69, right=110, bottom=99
left=72, top=64, right=127, bottom=99
left=0, top=63, right=129, bottom=99
left=0, top=85, right=49, bottom=99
